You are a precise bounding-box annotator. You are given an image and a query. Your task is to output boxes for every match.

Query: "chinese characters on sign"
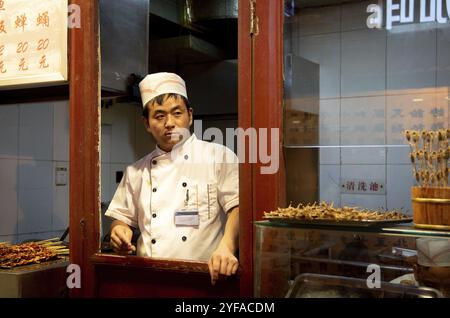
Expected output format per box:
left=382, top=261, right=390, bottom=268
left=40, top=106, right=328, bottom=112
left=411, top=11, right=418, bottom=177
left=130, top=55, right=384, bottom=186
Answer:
left=388, top=92, right=449, bottom=145
left=0, top=0, right=67, bottom=87
left=341, top=179, right=386, bottom=195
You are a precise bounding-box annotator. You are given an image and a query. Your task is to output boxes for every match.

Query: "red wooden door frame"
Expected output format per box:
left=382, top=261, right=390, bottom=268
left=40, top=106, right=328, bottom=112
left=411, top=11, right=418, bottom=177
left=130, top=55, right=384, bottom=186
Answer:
left=69, top=0, right=100, bottom=297
left=238, top=0, right=285, bottom=297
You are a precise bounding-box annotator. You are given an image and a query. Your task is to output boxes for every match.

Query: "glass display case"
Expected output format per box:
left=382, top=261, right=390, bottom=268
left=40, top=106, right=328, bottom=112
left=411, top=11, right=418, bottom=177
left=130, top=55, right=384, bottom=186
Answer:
left=254, top=221, right=450, bottom=298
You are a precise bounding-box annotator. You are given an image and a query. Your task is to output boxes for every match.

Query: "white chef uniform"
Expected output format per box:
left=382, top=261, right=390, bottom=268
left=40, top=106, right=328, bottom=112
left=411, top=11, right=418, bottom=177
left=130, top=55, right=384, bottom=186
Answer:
left=105, top=133, right=239, bottom=261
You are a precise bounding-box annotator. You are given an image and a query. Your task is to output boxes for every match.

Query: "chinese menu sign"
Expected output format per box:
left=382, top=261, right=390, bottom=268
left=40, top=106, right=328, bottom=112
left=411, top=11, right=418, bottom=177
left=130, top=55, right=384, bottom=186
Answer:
left=0, top=0, right=68, bottom=88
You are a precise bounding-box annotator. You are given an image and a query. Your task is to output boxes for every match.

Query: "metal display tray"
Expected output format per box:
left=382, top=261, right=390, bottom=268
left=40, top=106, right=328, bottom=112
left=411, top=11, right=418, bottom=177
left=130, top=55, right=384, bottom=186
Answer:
left=285, top=273, right=442, bottom=298
left=263, top=216, right=413, bottom=227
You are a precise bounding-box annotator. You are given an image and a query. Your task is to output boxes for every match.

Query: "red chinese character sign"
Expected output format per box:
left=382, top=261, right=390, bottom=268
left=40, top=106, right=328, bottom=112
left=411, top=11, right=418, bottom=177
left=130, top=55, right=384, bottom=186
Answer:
left=0, top=0, right=67, bottom=88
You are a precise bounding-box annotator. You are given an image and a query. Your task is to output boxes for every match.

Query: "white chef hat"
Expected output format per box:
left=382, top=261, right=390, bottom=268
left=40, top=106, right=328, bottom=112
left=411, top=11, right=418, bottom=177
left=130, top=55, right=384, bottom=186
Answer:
left=139, top=72, right=188, bottom=108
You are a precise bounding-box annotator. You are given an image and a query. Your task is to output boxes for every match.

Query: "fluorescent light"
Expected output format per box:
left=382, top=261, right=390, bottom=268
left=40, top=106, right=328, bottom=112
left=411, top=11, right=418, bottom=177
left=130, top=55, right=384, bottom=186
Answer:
left=413, top=98, right=424, bottom=102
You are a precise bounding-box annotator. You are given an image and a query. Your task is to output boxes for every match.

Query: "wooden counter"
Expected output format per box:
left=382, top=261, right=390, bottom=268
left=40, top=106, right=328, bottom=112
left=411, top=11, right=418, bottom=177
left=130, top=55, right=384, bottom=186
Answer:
left=91, top=253, right=240, bottom=298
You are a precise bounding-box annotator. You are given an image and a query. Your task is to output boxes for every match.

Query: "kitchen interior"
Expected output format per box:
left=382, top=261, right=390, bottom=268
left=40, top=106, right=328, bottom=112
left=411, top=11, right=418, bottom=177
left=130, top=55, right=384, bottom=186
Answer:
left=98, top=0, right=238, bottom=240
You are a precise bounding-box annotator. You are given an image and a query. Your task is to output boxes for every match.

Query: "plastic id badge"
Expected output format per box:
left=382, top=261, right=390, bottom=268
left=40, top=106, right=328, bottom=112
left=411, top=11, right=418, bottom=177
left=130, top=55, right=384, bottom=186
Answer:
left=174, top=210, right=199, bottom=226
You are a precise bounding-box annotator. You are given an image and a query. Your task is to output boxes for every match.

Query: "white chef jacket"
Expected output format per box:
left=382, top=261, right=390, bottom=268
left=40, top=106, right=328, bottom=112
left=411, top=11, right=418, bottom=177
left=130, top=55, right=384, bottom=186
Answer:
left=105, top=134, right=239, bottom=261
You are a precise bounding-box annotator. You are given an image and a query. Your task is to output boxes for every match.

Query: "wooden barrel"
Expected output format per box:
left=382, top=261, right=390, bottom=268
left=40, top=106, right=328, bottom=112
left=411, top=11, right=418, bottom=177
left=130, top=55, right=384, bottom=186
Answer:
left=412, top=187, right=450, bottom=230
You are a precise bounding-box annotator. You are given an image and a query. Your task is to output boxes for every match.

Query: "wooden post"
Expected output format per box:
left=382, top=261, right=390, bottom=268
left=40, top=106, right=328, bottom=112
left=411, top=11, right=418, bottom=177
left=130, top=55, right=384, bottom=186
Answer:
left=238, top=0, right=285, bottom=297
left=69, top=0, right=100, bottom=297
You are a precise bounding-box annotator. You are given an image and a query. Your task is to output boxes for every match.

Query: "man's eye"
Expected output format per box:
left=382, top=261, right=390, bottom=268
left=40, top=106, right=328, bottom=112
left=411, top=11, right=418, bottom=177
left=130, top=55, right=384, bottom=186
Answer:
left=155, top=115, right=165, bottom=120
left=174, top=112, right=182, bottom=116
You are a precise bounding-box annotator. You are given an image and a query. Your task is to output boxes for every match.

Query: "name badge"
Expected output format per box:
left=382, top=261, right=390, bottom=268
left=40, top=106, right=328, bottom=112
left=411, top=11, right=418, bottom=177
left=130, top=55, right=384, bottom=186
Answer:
left=174, top=210, right=199, bottom=226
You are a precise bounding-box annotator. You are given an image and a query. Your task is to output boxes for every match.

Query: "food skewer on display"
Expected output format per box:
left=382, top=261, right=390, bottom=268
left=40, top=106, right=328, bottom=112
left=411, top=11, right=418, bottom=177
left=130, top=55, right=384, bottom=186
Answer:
left=0, top=239, right=69, bottom=269
left=404, top=129, right=450, bottom=188
left=263, top=201, right=410, bottom=221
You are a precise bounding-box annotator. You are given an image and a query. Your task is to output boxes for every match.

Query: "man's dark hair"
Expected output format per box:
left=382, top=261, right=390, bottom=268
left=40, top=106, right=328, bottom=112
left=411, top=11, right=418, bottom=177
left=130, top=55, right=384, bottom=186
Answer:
left=142, top=93, right=191, bottom=118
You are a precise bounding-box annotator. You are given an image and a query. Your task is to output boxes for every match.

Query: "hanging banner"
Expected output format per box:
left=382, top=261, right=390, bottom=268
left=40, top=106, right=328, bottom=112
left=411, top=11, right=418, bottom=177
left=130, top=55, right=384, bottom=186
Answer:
left=0, top=0, right=68, bottom=88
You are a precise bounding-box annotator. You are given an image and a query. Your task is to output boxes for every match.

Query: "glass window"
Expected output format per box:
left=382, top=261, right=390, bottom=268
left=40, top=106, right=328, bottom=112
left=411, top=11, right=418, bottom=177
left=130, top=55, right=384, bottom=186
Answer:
left=283, top=0, right=450, bottom=213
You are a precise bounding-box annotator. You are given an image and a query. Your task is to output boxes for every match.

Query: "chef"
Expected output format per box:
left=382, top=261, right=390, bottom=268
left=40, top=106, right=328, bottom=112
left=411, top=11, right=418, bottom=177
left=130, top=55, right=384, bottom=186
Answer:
left=105, top=72, right=239, bottom=285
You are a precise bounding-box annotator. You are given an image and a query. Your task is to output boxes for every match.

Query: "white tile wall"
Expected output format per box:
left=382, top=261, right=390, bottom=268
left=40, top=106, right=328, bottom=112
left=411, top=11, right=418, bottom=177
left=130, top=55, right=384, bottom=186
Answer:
left=319, top=98, right=340, bottom=164
left=17, top=159, right=53, bottom=234
left=17, top=232, right=56, bottom=244
left=101, top=124, right=112, bottom=163
left=101, top=163, right=111, bottom=203
left=19, top=103, right=53, bottom=160
left=319, top=165, right=341, bottom=205
left=341, top=147, right=386, bottom=165
left=0, top=105, right=19, bottom=159
left=320, top=147, right=341, bottom=165
left=341, top=0, right=373, bottom=32
left=387, top=23, right=437, bottom=91
left=341, top=29, right=386, bottom=97
left=341, top=96, right=385, bottom=145
left=387, top=145, right=411, bottom=164
left=387, top=164, right=414, bottom=215
left=0, top=101, right=71, bottom=238
left=341, top=164, right=385, bottom=180
left=0, top=159, right=18, bottom=236
left=319, top=99, right=340, bottom=146
left=101, top=123, right=112, bottom=203
left=102, top=103, right=137, bottom=164
left=341, top=193, right=386, bottom=210
left=297, top=33, right=341, bottom=98
left=294, top=5, right=341, bottom=37
left=437, top=24, right=450, bottom=87
left=53, top=101, right=69, bottom=162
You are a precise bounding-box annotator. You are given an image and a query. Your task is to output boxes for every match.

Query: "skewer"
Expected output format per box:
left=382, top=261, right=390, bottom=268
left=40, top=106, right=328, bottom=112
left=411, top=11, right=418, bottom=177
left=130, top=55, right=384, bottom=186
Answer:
left=45, top=246, right=67, bottom=250
left=37, top=241, right=63, bottom=246
left=39, top=237, right=60, bottom=242
left=55, top=249, right=70, bottom=253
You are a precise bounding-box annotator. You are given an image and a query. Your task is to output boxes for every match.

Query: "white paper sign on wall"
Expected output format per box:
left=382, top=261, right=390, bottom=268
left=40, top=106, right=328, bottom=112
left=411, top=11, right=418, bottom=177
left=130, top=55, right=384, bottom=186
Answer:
left=340, top=178, right=386, bottom=195
left=0, top=0, right=68, bottom=88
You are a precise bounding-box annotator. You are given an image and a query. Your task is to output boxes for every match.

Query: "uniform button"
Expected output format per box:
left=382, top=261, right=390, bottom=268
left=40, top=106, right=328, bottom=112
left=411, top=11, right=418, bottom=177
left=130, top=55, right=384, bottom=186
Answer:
left=152, top=213, right=157, bottom=218
left=152, top=160, right=157, bottom=165
left=184, top=154, right=189, bottom=160
left=182, top=236, right=187, bottom=242
left=152, top=188, right=157, bottom=192
left=182, top=182, right=187, bottom=187
left=151, top=239, right=156, bottom=244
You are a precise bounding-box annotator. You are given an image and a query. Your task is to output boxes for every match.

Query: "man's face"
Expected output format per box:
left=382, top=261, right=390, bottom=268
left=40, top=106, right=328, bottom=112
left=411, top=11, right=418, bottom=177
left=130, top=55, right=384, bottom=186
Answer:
left=143, top=95, right=193, bottom=152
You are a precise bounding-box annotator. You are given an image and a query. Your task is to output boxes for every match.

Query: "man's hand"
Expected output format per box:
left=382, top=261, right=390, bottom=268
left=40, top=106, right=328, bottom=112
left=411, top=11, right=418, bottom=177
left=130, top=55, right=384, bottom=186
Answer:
left=110, top=220, right=136, bottom=255
left=208, top=242, right=239, bottom=286
left=208, top=206, right=239, bottom=286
